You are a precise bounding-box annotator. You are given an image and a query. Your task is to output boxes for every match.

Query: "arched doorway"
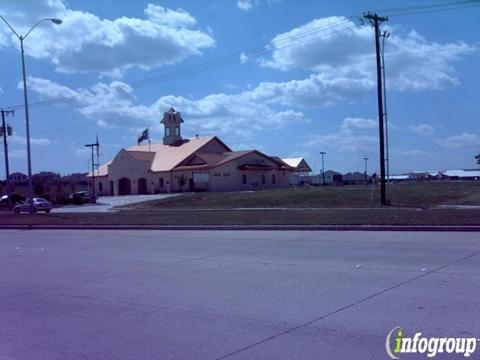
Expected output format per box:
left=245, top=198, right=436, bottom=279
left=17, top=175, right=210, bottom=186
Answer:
left=118, top=177, right=131, bottom=195
left=109, top=180, right=114, bottom=196
left=138, top=178, right=147, bottom=195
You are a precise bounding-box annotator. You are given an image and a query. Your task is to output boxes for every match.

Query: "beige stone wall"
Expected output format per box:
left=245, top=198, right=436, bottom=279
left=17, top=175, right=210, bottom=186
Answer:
left=94, top=176, right=109, bottom=196
left=106, top=149, right=152, bottom=195
left=208, top=153, right=290, bottom=192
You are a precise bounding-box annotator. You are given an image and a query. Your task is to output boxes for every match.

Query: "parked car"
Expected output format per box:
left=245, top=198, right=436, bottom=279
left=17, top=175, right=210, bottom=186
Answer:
left=13, top=198, right=52, bottom=213
left=68, top=191, right=96, bottom=204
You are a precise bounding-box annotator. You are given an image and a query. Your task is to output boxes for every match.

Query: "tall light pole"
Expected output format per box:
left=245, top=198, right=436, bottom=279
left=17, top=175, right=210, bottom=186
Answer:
left=0, top=16, right=62, bottom=212
left=319, top=151, right=326, bottom=186
left=363, top=157, right=369, bottom=184
left=1, top=109, right=14, bottom=208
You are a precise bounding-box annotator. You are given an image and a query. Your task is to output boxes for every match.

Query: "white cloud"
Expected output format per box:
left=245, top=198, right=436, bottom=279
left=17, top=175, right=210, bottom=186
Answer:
left=408, top=123, right=435, bottom=137
left=303, top=117, right=377, bottom=153
left=10, top=134, right=52, bottom=146
left=26, top=76, right=309, bottom=143
left=73, top=147, right=90, bottom=159
left=239, top=52, right=249, bottom=64
left=237, top=0, right=254, bottom=11
left=0, top=1, right=214, bottom=76
left=396, top=149, right=433, bottom=158
left=436, top=133, right=480, bottom=148
left=236, top=0, right=281, bottom=11
left=340, top=117, right=376, bottom=130
left=24, top=77, right=153, bottom=127
left=249, top=73, right=375, bottom=107
left=262, top=16, right=475, bottom=92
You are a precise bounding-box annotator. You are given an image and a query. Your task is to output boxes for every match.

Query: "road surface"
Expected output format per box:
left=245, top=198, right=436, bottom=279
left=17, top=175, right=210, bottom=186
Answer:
left=0, top=230, right=479, bottom=359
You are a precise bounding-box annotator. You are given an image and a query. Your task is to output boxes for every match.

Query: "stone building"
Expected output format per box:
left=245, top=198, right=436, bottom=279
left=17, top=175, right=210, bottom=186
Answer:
left=91, top=108, right=294, bottom=195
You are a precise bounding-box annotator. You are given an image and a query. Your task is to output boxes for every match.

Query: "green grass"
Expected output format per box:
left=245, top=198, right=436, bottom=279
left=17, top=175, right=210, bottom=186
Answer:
left=121, top=182, right=480, bottom=210
left=2, top=182, right=479, bottom=226
left=1, top=208, right=480, bottom=226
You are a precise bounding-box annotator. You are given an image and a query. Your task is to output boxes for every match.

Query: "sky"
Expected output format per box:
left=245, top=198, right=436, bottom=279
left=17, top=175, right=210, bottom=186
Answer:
left=0, top=0, right=479, bottom=177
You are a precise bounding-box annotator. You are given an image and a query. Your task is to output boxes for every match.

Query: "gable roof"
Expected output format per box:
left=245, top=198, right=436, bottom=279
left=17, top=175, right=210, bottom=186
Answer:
left=128, top=151, right=156, bottom=163
left=174, top=150, right=256, bottom=171
left=282, top=157, right=303, bottom=168
left=124, top=136, right=229, bottom=172
left=282, top=157, right=312, bottom=172
left=175, top=150, right=292, bottom=171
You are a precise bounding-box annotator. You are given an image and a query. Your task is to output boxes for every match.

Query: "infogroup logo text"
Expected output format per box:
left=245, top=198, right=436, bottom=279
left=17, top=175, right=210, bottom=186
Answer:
left=385, top=327, right=478, bottom=359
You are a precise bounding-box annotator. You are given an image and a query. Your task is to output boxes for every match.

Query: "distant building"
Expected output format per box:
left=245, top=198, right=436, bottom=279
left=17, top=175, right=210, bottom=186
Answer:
left=281, top=157, right=312, bottom=186
left=388, top=174, right=410, bottom=182
left=442, top=169, right=480, bottom=180
left=323, top=170, right=343, bottom=186
left=8, top=172, right=28, bottom=185
left=90, top=108, right=295, bottom=195
left=342, top=172, right=368, bottom=185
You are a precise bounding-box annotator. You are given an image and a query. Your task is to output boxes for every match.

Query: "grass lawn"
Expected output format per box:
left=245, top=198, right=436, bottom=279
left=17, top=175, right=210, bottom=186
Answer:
left=2, top=182, right=479, bottom=226
left=1, top=208, right=480, bottom=226
left=120, top=181, right=480, bottom=210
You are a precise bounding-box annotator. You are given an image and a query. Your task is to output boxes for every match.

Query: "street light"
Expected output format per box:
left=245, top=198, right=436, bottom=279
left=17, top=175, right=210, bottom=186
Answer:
left=0, top=16, right=62, bottom=212
left=363, top=157, right=369, bottom=184
left=319, top=151, right=326, bottom=186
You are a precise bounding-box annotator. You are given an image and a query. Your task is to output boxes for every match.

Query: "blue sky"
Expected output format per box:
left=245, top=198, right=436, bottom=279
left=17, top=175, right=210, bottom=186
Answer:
left=0, top=0, right=479, bottom=177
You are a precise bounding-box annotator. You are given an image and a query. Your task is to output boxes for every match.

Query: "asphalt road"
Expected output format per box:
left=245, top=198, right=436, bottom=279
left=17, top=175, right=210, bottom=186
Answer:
left=0, top=230, right=479, bottom=359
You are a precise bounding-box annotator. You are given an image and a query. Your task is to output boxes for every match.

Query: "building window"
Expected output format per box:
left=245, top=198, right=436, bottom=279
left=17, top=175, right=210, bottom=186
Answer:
left=242, top=174, right=247, bottom=185
left=159, top=178, right=164, bottom=187
left=175, top=126, right=180, bottom=136
left=262, top=174, right=266, bottom=184
left=166, top=127, right=170, bottom=136
left=272, top=174, right=276, bottom=184
left=99, top=182, right=103, bottom=192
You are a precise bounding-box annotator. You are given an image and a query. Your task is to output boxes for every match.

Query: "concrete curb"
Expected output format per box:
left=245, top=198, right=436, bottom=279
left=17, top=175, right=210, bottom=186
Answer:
left=1, top=225, right=480, bottom=231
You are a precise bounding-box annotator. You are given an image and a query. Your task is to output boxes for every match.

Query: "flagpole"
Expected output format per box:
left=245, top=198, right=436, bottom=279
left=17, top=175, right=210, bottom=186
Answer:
left=148, top=127, right=151, bottom=152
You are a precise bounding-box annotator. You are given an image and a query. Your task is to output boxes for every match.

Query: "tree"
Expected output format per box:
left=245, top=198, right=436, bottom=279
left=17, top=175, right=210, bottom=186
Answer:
left=476, top=153, right=480, bottom=165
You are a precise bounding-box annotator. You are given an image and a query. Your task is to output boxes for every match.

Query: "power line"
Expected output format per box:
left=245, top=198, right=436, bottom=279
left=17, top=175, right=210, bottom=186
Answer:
left=385, top=3, right=480, bottom=17
left=2, top=0, right=478, bottom=113
left=371, top=0, right=480, bottom=15
left=5, top=17, right=357, bottom=111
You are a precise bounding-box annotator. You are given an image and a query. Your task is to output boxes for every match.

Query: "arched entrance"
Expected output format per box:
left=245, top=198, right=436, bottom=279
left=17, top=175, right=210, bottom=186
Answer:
left=118, top=177, right=131, bottom=195
left=138, top=178, right=147, bottom=195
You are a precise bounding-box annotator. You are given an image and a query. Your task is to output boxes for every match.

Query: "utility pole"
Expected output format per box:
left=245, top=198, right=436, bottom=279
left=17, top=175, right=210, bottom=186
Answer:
left=85, top=137, right=100, bottom=203
left=363, top=157, right=369, bottom=184
left=364, top=12, right=388, bottom=206
left=381, top=30, right=391, bottom=184
left=1, top=109, right=14, bottom=208
left=319, top=151, right=326, bottom=186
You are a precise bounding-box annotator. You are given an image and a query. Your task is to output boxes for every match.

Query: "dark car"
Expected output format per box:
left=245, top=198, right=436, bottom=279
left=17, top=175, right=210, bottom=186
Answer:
left=13, top=198, right=52, bottom=213
left=68, top=191, right=96, bottom=204
left=0, top=194, right=26, bottom=209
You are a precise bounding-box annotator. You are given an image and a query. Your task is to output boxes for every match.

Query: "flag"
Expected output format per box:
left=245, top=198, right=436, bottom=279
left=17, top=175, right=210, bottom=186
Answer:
left=137, top=128, right=149, bottom=145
